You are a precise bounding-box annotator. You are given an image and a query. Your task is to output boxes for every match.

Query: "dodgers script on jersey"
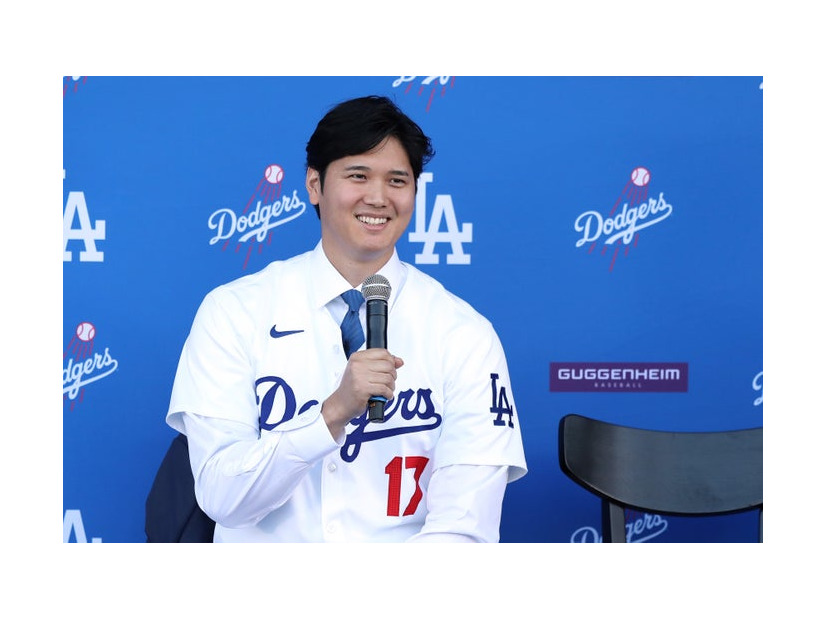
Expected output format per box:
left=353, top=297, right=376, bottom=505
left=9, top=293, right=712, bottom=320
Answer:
left=167, top=242, right=527, bottom=542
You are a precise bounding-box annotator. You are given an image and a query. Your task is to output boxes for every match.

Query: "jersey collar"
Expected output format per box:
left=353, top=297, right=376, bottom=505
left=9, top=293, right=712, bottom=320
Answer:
left=307, top=241, right=407, bottom=312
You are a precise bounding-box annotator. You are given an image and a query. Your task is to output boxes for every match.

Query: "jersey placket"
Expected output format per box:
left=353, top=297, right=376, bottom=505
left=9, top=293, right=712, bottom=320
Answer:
left=319, top=306, right=353, bottom=541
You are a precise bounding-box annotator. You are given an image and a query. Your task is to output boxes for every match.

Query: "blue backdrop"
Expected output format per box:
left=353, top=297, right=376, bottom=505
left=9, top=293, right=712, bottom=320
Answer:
left=62, top=76, right=762, bottom=543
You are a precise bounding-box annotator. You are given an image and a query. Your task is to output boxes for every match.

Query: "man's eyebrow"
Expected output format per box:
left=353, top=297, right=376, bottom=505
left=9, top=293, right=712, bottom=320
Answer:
left=343, top=164, right=410, bottom=176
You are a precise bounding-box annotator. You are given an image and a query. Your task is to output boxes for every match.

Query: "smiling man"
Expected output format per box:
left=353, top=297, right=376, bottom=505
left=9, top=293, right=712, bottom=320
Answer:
left=166, top=95, right=527, bottom=542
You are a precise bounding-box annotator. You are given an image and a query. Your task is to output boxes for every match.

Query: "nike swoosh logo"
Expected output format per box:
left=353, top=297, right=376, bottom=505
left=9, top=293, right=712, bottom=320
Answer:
left=270, top=325, right=305, bottom=339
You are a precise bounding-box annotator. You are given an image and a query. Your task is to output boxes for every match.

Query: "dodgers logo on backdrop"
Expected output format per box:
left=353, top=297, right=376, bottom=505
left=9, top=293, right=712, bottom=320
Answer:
left=208, top=163, right=307, bottom=270
left=574, top=167, right=674, bottom=271
left=63, top=76, right=87, bottom=97
left=63, top=321, right=119, bottom=410
left=753, top=371, right=763, bottom=406
left=570, top=511, right=668, bottom=543
left=408, top=172, right=472, bottom=264
left=63, top=170, right=106, bottom=263
left=392, top=76, right=456, bottom=112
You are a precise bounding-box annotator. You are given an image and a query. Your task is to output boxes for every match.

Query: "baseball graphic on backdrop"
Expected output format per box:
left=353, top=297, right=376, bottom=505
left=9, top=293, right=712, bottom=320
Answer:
left=630, top=166, right=650, bottom=187
left=76, top=321, right=96, bottom=342
left=265, top=164, right=284, bottom=184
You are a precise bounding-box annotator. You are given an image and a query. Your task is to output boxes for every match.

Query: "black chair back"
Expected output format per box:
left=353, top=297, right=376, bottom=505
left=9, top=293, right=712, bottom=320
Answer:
left=558, top=414, right=763, bottom=542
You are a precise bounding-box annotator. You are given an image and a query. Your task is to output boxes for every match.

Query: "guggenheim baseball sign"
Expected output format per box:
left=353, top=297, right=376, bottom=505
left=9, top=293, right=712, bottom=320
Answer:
left=550, top=362, right=689, bottom=393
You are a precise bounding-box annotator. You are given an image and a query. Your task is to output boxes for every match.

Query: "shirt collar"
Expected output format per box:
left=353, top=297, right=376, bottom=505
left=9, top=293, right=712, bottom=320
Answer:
left=307, top=241, right=407, bottom=311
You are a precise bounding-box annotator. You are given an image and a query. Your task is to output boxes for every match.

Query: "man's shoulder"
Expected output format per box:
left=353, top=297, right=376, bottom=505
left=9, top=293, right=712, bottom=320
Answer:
left=198, top=252, right=312, bottom=320
left=211, top=251, right=311, bottom=297
left=400, top=262, right=490, bottom=326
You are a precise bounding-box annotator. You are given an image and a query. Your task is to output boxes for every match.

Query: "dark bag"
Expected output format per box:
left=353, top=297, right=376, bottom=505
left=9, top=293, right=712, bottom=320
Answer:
left=145, top=433, right=215, bottom=542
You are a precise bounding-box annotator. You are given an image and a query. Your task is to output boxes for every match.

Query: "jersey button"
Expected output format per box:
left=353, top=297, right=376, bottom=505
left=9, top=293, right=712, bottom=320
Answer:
left=327, top=462, right=337, bottom=473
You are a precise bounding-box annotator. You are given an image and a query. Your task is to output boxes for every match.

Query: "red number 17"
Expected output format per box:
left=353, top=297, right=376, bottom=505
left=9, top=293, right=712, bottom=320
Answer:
left=384, top=456, right=429, bottom=516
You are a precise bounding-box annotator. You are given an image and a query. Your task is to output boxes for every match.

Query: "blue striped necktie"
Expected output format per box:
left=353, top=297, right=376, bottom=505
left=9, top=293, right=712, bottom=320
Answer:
left=340, top=289, right=365, bottom=359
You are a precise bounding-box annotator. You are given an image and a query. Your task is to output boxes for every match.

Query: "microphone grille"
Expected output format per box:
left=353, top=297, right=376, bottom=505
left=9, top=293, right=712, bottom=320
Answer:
left=361, top=274, right=391, bottom=301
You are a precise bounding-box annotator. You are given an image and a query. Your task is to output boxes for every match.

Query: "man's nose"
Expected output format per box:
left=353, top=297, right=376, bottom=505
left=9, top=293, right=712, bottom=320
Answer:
left=363, top=181, right=388, bottom=207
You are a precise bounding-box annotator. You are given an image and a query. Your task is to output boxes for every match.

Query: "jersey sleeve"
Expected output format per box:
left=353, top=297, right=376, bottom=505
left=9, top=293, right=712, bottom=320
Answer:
left=432, top=316, right=528, bottom=482
left=167, top=288, right=260, bottom=433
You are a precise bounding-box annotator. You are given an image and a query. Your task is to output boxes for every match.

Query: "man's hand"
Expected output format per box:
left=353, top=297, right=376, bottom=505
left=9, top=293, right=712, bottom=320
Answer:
left=321, top=349, right=404, bottom=440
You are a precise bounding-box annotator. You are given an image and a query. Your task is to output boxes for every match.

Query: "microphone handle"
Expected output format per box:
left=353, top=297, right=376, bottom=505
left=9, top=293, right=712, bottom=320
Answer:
left=366, top=298, right=388, bottom=422
left=368, top=399, right=386, bottom=422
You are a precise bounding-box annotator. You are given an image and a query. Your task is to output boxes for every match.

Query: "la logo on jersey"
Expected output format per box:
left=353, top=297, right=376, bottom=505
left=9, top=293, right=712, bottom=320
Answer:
left=63, top=170, right=106, bottom=263
left=490, top=373, right=514, bottom=428
left=408, top=172, right=472, bottom=265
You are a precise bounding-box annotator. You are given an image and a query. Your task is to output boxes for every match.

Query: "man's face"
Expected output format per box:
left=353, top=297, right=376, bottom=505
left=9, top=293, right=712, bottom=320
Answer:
left=307, top=136, right=415, bottom=269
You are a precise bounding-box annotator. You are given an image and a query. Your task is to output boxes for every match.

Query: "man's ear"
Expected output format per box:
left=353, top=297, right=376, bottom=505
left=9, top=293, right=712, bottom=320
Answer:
left=306, top=168, right=321, bottom=206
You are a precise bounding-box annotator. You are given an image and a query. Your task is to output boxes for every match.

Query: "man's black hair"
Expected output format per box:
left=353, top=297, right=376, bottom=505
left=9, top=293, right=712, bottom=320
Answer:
left=305, top=95, right=435, bottom=217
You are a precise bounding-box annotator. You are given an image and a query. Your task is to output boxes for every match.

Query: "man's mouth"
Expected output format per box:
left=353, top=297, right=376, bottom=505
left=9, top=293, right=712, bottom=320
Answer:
left=356, top=215, right=388, bottom=225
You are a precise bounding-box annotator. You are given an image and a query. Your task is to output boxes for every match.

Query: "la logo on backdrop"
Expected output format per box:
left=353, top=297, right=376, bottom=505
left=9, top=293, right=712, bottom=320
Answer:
left=574, top=166, right=674, bottom=271
left=392, top=77, right=472, bottom=265
left=63, top=169, right=106, bottom=264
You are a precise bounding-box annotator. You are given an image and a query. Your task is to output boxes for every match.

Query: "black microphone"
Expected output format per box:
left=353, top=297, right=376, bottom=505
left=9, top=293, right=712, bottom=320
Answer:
left=361, top=274, right=391, bottom=423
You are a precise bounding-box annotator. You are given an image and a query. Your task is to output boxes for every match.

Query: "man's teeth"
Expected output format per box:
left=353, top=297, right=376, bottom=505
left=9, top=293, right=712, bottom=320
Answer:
left=357, top=215, right=388, bottom=225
